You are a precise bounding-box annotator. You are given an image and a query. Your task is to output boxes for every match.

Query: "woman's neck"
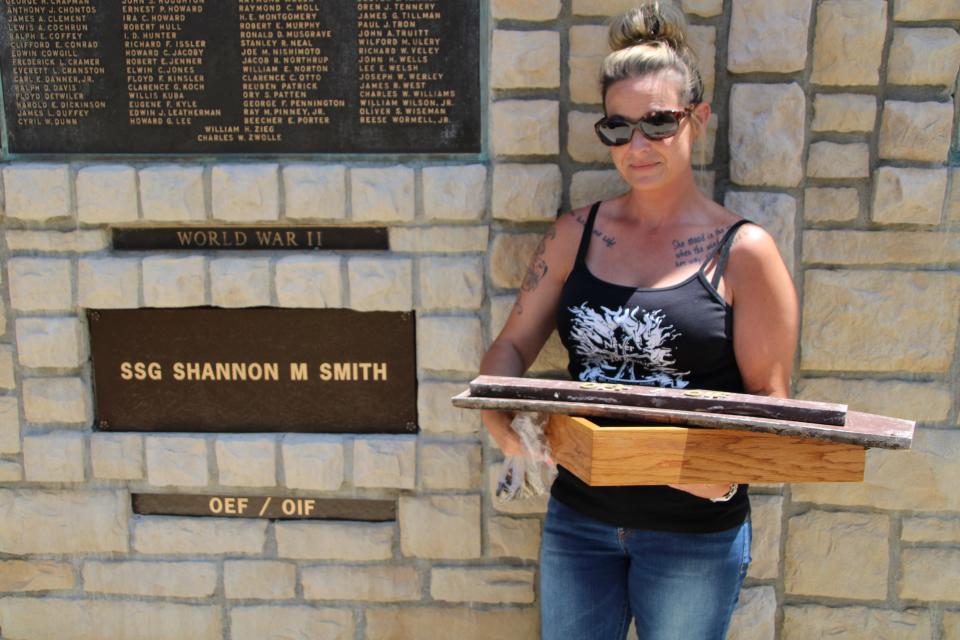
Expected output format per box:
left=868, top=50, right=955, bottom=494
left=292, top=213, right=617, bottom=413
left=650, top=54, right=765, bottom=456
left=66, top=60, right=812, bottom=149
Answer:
left=619, top=171, right=710, bottom=231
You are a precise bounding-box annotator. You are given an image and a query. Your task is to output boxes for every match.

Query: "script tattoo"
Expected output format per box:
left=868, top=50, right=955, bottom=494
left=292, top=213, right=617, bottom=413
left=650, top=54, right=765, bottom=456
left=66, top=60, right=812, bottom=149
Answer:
left=672, top=226, right=727, bottom=267
left=521, top=226, right=556, bottom=292
left=572, top=212, right=617, bottom=248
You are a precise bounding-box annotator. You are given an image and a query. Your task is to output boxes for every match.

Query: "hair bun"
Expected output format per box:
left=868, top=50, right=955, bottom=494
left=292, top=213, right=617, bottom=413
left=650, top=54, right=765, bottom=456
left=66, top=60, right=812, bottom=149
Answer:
left=608, top=1, right=689, bottom=53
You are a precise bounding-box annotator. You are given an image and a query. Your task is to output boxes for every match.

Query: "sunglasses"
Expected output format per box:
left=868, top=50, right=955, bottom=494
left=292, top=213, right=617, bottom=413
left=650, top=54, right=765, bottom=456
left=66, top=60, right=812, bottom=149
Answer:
left=594, top=106, right=696, bottom=145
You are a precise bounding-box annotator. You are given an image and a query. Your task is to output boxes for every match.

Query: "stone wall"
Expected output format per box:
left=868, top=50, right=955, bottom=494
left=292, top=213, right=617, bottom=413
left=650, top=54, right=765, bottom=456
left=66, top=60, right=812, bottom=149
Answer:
left=1, top=1, right=958, bottom=638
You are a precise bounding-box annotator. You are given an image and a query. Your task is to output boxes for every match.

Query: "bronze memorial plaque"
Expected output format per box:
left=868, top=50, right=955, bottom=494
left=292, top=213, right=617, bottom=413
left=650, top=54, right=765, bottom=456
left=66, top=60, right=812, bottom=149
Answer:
left=0, top=0, right=480, bottom=153
left=112, top=226, right=389, bottom=251
left=133, top=493, right=397, bottom=521
left=88, top=308, right=417, bottom=433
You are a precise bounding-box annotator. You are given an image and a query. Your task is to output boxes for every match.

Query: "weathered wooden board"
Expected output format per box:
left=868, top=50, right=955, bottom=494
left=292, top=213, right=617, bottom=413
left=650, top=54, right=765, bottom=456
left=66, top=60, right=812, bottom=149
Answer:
left=471, top=375, right=847, bottom=426
left=452, top=391, right=913, bottom=450
left=548, top=415, right=866, bottom=485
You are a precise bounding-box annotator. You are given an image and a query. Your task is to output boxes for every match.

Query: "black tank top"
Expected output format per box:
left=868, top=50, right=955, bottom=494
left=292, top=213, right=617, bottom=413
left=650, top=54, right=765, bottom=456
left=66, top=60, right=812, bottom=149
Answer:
left=552, top=201, right=751, bottom=532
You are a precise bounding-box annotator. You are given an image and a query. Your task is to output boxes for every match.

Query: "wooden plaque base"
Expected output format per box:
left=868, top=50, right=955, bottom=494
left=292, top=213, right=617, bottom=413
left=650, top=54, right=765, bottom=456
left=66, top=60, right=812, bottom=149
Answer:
left=547, top=415, right=866, bottom=486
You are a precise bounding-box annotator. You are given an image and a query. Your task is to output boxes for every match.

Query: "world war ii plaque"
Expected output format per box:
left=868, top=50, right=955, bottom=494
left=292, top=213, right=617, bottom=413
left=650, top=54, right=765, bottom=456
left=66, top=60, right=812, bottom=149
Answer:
left=88, top=308, right=418, bottom=433
left=0, top=0, right=480, bottom=153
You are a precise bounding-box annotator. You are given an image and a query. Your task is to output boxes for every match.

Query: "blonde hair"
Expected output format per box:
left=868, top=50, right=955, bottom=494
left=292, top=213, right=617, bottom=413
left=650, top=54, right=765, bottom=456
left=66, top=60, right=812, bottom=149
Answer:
left=601, top=1, right=703, bottom=108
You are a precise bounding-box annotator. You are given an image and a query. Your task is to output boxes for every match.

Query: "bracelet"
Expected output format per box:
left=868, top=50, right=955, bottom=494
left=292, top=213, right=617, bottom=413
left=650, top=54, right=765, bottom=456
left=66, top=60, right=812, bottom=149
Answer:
left=709, top=483, right=738, bottom=503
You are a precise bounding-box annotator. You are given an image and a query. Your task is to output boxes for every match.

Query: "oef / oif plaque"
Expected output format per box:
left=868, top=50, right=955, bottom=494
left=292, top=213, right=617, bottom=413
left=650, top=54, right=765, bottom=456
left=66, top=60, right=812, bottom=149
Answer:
left=0, top=0, right=480, bottom=153
left=88, top=308, right=418, bottom=433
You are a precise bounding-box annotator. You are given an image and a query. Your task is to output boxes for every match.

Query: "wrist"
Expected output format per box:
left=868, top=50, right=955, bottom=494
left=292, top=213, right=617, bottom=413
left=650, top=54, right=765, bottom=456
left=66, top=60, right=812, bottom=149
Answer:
left=709, top=483, right=739, bottom=502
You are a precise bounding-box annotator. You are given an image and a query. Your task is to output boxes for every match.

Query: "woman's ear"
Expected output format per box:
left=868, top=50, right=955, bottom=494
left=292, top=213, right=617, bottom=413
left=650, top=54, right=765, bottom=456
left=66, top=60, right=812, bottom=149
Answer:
left=692, top=102, right=712, bottom=138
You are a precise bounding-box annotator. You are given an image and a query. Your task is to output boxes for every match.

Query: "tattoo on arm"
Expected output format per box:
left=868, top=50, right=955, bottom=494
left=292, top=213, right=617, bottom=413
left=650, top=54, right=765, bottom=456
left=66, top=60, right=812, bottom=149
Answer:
left=520, top=226, right=556, bottom=292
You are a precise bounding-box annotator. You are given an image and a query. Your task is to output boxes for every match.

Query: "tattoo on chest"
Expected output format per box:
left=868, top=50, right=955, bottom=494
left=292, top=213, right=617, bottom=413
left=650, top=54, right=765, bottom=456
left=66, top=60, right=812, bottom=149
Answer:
left=672, top=226, right=728, bottom=267
left=573, top=213, right=617, bottom=248
left=521, top=226, right=556, bottom=292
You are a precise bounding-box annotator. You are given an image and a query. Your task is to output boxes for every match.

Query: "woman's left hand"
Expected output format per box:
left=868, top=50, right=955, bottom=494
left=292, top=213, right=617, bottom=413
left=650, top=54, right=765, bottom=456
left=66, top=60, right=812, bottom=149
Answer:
left=668, top=483, right=734, bottom=500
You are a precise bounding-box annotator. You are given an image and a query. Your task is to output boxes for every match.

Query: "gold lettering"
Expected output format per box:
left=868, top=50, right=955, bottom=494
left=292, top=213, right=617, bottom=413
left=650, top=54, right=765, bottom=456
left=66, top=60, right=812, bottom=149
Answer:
left=290, top=362, right=309, bottom=381
left=319, top=362, right=332, bottom=381
left=373, top=362, right=388, bottom=381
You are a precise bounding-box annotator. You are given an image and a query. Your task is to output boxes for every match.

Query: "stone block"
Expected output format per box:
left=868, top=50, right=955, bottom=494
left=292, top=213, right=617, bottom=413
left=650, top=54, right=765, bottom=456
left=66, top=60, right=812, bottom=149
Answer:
left=487, top=516, right=541, bottom=560
left=782, top=605, right=932, bottom=640
left=728, top=0, right=812, bottom=73
left=888, top=28, right=960, bottom=86
left=492, top=100, right=560, bottom=156
left=91, top=433, right=144, bottom=480
left=302, top=565, right=421, bottom=601
left=899, top=548, right=960, bottom=601
left=893, top=0, right=960, bottom=20
left=353, top=436, right=416, bottom=489
left=796, top=378, right=952, bottom=423
left=950, top=168, right=960, bottom=221
left=6, top=230, right=108, bottom=253
left=569, top=25, right=608, bottom=105
left=0, top=489, right=128, bottom=554
left=724, top=191, right=797, bottom=275
left=390, top=225, right=489, bottom=253
left=431, top=567, right=535, bottom=603
left=0, top=560, right=74, bottom=592
left=572, top=0, right=637, bottom=14
left=682, top=0, right=723, bottom=16
left=134, top=516, right=266, bottom=555
left=230, top=607, right=353, bottom=640
left=348, top=257, right=413, bottom=311
left=811, top=0, right=887, bottom=86
left=211, top=163, right=280, bottom=221
left=568, top=111, right=609, bottom=164
left=16, top=318, right=83, bottom=369
left=804, top=187, right=860, bottom=223
left=420, top=441, right=481, bottom=490
left=142, top=255, right=207, bottom=306
left=901, top=516, right=960, bottom=543
left=281, top=434, right=344, bottom=490
left=275, top=256, right=342, bottom=308
left=364, top=607, right=539, bottom=640
left=351, top=166, right=415, bottom=222
left=727, top=586, right=777, bottom=640
left=491, top=30, right=560, bottom=89
left=419, top=256, right=484, bottom=311
left=8, top=258, right=72, bottom=312
left=139, top=165, right=206, bottom=221
left=400, top=495, right=481, bottom=559
left=806, top=142, right=870, bottom=179
left=812, top=94, right=877, bottom=132
left=792, top=428, right=960, bottom=511
left=0, top=345, right=15, bottom=389
left=76, top=164, right=138, bottom=223
left=22, top=377, right=89, bottom=425
left=224, top=560, right=296, bottom=599
left=785, top=510, right=889, bottom=599
left=873, top=167, right=948, bottom=225
left=801, top=270, right=960, bottom=373
left=283, top=164, right=346, bottom=219
left=216, top=435, right=276, bottom=487
left=489, top=232, right=542, bottom=289
left=275, top=521, right=394, bottom=560
left=422, top=165, right=486, bottom=221
left=804, top=230, right=960, bottom=266
left=570, top=170, right=628, bottom=208
left=0, top=459, right=22, bottom=480
left=729, top=84, right=805, bottom=187
left=416, top=315, right=483, bottom=374
left=23, top=432, right=84, bottom=482
left=688, top=26, right=716, bottom=103
left=492, top=0, right=560, bottom=20
left=2, top=164, right=71, bottom=221
left=747, top=495, right=782, bottom=580
left=145, top=435, right=209, bottom=487
left=210, top=258, right=271, bottom=307
left=879, top=100, right=954, bottom=162
left=82, top=560, right=217, bottom=598
left=946, top=612, right=960, bottom=640
left=78, top=257, right=140, bottom=308
left=0, top=599, right=221, bottom=640
left=417, top=381, right=481, bottom=435
left=492, top=164, right=562, bottom=221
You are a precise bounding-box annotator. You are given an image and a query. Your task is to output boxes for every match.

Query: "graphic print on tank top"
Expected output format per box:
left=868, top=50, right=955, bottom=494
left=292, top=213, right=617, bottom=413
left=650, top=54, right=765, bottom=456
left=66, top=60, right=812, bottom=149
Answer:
left=567, top=302, right=691, bottom=388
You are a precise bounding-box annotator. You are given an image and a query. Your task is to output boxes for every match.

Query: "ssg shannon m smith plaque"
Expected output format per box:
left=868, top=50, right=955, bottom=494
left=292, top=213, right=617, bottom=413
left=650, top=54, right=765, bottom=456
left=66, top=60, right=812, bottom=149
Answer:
left=0, top=0, right=480, bottom=153
left=87, top=308, right=418, bottom=433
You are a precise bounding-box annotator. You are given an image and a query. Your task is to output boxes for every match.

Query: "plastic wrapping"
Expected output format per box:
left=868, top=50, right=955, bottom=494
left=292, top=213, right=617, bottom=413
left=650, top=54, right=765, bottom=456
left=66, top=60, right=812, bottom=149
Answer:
left=495, top=412, right=558, bottom=501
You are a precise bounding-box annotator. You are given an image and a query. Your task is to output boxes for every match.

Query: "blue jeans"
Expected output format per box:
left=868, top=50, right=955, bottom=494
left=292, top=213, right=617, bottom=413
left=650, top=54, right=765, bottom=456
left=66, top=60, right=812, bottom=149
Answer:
left=540, top=497, right=751, bottom=640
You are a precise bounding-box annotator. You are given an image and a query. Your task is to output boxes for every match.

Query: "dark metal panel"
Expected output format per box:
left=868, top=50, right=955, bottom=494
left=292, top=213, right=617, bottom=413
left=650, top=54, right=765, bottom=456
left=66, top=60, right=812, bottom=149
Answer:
left=112, top=226, right=389, bottom=251
left=133, top=493, right=397, bottom=521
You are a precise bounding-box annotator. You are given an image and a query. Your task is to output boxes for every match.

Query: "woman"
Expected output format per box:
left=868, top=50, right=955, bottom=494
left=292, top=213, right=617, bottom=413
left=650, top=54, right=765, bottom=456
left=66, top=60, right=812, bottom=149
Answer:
left=479, top=2, right=799, bottom=639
